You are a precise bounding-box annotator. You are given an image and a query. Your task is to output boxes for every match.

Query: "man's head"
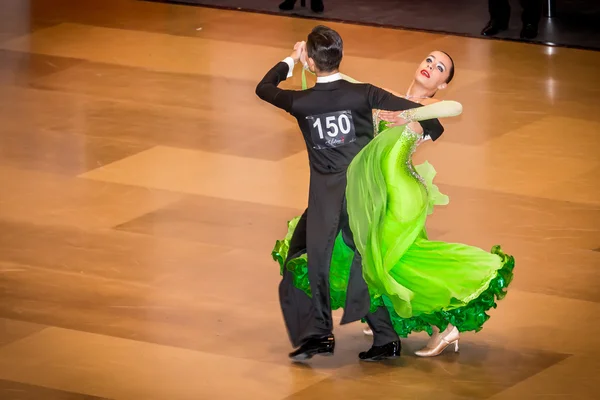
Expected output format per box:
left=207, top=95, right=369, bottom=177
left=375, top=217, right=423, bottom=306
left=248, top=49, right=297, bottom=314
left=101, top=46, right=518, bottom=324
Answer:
left=305, top=25, right=343, bottom=74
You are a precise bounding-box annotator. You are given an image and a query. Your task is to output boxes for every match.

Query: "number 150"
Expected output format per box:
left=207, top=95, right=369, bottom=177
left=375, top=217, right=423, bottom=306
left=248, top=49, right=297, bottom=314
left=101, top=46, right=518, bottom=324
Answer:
left=312, top=115, right=352, bottom=139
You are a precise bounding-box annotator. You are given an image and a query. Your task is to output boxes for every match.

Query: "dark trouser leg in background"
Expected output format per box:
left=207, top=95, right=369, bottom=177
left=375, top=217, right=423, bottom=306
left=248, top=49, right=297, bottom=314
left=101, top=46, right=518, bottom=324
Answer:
left=519, top=0, right=542, bottom=38
left=279, top=0, right=323, bottom=13
left=489, top=0, right=511, bottom=24
left=482, top=0, right=510, bottom=36
left=521, top=0, right=543, bottom=25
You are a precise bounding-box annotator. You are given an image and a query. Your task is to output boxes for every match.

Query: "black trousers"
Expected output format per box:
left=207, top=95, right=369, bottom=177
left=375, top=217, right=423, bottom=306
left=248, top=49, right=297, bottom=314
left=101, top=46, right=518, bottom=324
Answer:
left=280, top=206, right=398, bottom=348
left=488, top=0, right=543, bottom=25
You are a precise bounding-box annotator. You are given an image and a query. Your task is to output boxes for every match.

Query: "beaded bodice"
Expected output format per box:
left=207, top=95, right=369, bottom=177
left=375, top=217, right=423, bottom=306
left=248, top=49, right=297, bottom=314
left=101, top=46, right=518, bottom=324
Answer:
left=373, top=113, right=425, bottom=187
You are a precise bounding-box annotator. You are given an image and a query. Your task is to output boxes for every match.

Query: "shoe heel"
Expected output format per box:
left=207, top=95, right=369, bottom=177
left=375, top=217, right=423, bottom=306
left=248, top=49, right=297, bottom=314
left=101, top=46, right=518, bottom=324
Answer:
left=453, top=340, right=459, bottom=353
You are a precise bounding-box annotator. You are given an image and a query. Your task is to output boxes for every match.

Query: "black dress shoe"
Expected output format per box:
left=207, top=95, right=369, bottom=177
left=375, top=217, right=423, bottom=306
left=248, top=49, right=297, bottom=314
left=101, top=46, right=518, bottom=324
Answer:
left=520, top=24, right=538, bottom=40
left=311, top=0, right=324, bottom=13
left=481, top=20, right=508, bottom=36
left=289, top=335, right=335, bottom=361
left=279, top=0, right=296, bottom=11
left=359, top=341, right=401, bottom=362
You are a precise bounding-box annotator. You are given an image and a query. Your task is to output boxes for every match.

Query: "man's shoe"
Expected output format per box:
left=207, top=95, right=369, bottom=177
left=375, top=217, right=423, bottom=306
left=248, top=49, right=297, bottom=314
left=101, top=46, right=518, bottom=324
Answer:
left=289, top=335, right=335, bottom=361
left=359, top=341, right=401, bottom=362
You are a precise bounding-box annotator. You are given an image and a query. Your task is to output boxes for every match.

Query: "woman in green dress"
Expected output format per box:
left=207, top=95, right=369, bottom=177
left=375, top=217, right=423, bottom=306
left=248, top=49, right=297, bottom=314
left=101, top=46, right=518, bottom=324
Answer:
left=272, top=51, right=514, bottom=357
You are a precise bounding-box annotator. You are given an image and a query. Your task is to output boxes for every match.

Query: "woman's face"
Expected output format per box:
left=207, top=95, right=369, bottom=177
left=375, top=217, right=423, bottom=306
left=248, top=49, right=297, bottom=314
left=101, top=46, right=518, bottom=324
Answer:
left=414, top=51, right=452, bottom=91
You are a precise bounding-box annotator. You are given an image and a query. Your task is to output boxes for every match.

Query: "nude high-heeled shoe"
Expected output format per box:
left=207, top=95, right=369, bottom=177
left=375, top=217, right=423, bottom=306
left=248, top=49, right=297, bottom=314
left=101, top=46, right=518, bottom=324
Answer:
left=415, top=325, right=460, bottom=357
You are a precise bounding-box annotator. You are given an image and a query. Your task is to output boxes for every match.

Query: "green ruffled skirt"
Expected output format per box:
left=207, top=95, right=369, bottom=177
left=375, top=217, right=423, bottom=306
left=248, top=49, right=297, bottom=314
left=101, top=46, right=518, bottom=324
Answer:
left=272, top=125, right=514, bottom=337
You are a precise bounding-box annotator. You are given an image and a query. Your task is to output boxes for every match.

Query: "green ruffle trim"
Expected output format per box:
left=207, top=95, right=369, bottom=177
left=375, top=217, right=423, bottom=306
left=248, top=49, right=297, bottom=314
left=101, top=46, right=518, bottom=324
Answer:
left=373, top=245, right=514, bottom=336
left=272, top=219, right=515, bottom=337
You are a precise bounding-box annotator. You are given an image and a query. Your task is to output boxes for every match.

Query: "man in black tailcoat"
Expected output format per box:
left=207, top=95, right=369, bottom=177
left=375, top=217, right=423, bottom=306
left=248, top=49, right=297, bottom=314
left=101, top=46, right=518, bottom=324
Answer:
left=256, top=25, right=444, bottom=362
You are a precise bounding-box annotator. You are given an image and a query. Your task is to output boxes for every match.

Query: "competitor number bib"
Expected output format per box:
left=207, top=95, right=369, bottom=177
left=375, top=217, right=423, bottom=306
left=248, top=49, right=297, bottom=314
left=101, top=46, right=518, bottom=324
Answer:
left=306, top=110, right=357, bottom=150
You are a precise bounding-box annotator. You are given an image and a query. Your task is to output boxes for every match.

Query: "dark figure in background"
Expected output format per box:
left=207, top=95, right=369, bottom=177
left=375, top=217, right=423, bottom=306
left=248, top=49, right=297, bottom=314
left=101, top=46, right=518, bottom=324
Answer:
left=279, top=0, right=324, bottom=14
left=482, top=0, right=543, bottom=39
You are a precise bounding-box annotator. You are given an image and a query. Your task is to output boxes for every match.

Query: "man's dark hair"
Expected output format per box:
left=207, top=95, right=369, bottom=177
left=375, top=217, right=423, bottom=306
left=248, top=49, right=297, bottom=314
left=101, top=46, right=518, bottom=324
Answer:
left=440, top=51, right=455, bottom=84
left=307, top=25, right=343, bottom=72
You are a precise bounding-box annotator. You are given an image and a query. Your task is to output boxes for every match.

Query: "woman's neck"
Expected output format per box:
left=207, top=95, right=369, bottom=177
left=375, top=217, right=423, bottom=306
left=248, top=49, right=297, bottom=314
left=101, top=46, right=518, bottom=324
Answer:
left=406, top=81, right=435, bottom=99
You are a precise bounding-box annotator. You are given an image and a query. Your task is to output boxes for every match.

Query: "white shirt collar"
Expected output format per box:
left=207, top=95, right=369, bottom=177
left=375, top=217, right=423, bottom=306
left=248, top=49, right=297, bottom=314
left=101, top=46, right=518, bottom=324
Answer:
left=316, top=73, right=343, bottom=83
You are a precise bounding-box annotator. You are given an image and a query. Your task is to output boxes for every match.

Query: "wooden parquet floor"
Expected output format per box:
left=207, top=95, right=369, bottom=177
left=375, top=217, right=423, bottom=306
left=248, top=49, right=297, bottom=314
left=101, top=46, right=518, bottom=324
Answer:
left=0, top=0, right=599, bottom=399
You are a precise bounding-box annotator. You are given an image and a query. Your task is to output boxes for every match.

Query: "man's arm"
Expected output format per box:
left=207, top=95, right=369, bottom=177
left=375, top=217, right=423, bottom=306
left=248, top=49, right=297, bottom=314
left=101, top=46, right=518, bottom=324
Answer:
left=255, top=41, right=306, bottom=113
left=367, top=85, right=444, bottom=141
left=255, top=57, right=296, bottom=113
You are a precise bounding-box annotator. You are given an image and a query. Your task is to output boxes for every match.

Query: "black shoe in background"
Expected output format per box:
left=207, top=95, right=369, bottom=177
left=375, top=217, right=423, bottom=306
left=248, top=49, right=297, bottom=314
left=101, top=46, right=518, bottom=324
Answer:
left=520, top=23, right=539, bottom=39
left=311, top=0, right=324, bottom=13
left=279, top=0, right=296, bottom=11
left=481, top=20, right=509, bottom=36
